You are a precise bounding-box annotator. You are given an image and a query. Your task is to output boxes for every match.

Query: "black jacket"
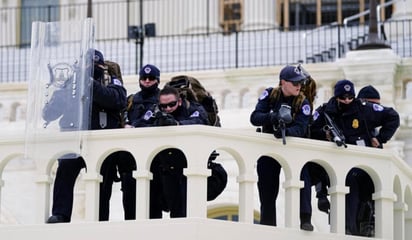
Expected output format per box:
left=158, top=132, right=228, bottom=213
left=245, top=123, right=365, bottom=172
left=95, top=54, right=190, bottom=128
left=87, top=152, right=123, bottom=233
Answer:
left=127, top=88, right=160, bottom=127
left=91, top=77, right=127, bottom=130
left=250, top=87, right=311, bottom=137
left=310, top=98, right=400, bottom=147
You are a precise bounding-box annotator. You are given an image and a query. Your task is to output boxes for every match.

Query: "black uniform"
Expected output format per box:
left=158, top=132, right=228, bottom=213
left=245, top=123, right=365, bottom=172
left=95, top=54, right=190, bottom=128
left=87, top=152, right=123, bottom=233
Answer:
left=45, top=72, right=127, bottom=223
left=310, top=97, right=400, bottom=236
left=250, top=87, right=311, bottom=226
left=127, top=88, right=160, bottom=127
left=149, top=99, right=209, bottom=218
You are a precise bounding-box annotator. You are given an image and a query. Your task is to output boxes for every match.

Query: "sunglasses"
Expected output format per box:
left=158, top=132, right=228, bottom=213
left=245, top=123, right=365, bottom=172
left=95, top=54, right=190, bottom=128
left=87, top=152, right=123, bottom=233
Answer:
left=338, top=95, right=354, bottom=100
left=159, top=101, right=178, bottom=109
left=288, top=80, right=304, bottom=86
left=140, top=76, right=157, bottom=81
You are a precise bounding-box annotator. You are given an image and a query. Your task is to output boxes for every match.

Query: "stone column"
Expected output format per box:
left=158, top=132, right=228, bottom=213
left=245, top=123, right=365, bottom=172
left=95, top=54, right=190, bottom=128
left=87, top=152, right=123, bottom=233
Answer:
left=283, top=179, right=303, bottom=229
left=35, top=174, right=52, bottom=223
left=329, top=185, right=349, bottom=234
left=237, top=173, right=257, bottom=223
left=82, top=172, right=101, bottom=221
left=135, top=170, right=151, bottom=219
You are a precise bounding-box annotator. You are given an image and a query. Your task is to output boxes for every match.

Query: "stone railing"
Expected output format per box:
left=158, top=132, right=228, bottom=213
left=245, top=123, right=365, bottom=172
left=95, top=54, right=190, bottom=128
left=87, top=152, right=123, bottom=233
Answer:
left=0, top=125, right=412, bottom=239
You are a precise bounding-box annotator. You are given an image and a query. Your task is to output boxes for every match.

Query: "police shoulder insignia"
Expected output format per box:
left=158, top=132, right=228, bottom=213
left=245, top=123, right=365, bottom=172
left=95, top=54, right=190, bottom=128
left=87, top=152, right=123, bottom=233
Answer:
left=190, top=111, right=200, bottom=117
left=143, top=110, right=153, bottom=120
left=112, top=78, right=122, bottom=86
left=259, top=90, right=269, bottom=100
left=302, top=104, right=311, bottom=116
left=372, top=103, right=384, bottom=112
left=313, top=111, right=319, bottom=121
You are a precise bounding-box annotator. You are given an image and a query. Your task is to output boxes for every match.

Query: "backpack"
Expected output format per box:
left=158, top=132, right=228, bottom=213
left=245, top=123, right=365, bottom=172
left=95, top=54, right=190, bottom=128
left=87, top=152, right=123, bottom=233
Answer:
left=165, top=75, right=221, bottom=127
left=103, top=60, right=123, bottom=85
left=207, top=151, right=228, bottom=201
left=103, top=60, right=126, bottom=127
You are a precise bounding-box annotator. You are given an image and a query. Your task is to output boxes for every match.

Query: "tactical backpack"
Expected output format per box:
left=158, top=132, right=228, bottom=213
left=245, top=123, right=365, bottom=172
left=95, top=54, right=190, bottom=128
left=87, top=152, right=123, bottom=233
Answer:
left=165, top=75, right=221, bottom=127
left=206, top=151, right=228, bottom=201
left=104, top=60, right=123, bottom=83
left=103, top=60, right=126, bottom=127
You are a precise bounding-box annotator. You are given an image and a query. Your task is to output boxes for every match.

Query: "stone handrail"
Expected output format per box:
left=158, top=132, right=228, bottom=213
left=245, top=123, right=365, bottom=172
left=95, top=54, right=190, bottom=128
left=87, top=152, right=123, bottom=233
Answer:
left=0, top=125, right=411, bottom=239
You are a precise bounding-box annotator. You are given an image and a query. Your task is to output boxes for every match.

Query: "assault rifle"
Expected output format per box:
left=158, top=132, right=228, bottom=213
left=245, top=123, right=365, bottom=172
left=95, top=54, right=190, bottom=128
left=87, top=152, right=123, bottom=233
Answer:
left=323, top=112, right=347, bottom=148
left=275, top=104, right=292, bottom=145
left=152, top=105, right=178, bottom=126
left=278, top=118, right=287, bottom=145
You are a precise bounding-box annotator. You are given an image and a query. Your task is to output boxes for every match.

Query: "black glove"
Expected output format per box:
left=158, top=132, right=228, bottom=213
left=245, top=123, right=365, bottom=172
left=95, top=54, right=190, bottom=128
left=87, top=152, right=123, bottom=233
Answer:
left=278, top=104, right=292, bottom=124
left=156, top=113, right=178, bottom=126
left=162, top=115, right=178, bottom=126
left=269, top=111, right=279, bottom=125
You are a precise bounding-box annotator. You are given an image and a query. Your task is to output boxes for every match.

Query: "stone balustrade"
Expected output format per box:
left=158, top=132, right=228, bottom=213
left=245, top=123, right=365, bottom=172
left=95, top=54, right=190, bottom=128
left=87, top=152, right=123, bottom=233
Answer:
left=0, top=125, right=411, bottom=239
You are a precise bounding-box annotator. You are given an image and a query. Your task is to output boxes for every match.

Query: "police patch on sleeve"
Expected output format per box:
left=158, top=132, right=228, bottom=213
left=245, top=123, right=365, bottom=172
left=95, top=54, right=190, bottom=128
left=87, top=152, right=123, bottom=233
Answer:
left=313, top=111, right=319, bottom=121
left=259, top=90, right=269, bottom=100
left=302, top=104, right=311, bottom=116
left=143, top=110, right=154, bottom=120
left=372, top=103, right=384, bottom=112
left=190, top=111, right=200, bottom=117
left=112, top=78, right=122, bottom=86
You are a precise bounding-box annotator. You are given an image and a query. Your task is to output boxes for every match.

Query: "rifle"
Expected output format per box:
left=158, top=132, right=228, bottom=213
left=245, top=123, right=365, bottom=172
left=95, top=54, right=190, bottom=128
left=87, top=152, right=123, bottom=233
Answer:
left=274, top=104, right=292, bottom=145
left=152, top=105, right=178, bottom=126
left=323, top=112, right=347, bottom=148
left=278, top=119, right=287, bottom=145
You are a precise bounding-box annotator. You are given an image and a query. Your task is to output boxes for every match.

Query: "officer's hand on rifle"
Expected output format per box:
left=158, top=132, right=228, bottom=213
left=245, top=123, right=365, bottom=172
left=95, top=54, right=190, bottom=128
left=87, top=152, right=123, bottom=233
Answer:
left=155, top=111, right=178, bottom=126
left=269, top=111, right=279, bottom=126
left=278, top=105, right=293, bottom=124
left=273, top=128, right=283, bottom=138
left=272, top=105, right=292, bottom=145
left=325, top=129, right=332, bottom=141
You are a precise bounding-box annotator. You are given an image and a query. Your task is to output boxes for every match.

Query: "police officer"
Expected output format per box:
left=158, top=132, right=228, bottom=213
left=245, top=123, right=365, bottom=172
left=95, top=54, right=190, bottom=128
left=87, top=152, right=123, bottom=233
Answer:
left=357, top=85, right=381, bottom=104
left=310, top=79, right=400, bottom=236
left=125, top=64, right=161, bottom=128
left=250, top=65, right=312, bottom=229
left=45, top=49, right=127, bottom=223
left=149, top=86, right=209, bottom=218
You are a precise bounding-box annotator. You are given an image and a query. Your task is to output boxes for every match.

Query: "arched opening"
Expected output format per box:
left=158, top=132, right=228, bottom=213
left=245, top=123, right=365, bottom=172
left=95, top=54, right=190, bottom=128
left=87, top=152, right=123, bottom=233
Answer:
left=345, top=167, right=375, bottom=237
left=99, top=151, right=136, bottom=221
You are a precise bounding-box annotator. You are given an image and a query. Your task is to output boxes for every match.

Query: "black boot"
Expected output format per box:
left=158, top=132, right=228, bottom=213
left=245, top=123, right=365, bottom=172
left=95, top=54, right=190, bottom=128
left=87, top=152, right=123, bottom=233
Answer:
left=300, top=213, right=314, bottom=231
left=315, top=182, right=330, bottom=214
left=317, top=196, right=330, bottom=213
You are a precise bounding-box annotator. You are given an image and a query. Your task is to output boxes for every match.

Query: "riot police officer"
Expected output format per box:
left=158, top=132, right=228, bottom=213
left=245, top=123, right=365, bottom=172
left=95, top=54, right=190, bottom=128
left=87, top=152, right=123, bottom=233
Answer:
left=149, top=86, right=209, bottom=218
left=125, top=64, right=161, bottom=128
left=45, top=49, right=127, bottom=223
left=250, top=65, right=312, bottom=229
left=310, top=79, right=400, bottom=236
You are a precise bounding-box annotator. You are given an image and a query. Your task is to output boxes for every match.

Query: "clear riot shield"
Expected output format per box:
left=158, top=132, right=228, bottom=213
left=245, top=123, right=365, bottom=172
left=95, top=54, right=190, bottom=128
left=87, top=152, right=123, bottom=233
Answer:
left=25, top=19, right=95, bottom=160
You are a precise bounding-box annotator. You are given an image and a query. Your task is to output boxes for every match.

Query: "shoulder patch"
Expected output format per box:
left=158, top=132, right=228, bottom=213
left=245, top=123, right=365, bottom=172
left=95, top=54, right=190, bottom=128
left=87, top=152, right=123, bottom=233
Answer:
left=372, top=103, right=384, bottom=112
left=112, top=78, right=122, bottom=86
left=313, top=111, right=319, bottom=121
left=143, top=110, right=154, bottom=120
left=302, top=104, right=311, bottom=116
left=190, top=111, right=200, bottom=117
left=259, top=90, right=269, bottom=100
